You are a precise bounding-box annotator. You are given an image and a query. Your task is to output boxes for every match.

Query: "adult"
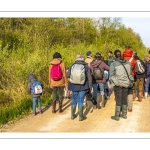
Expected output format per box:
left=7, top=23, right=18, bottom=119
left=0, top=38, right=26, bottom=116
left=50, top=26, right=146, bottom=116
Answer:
left=67, top=54, right=92, bottom=121
left=49, top=52, right=68, bottom=113
left=85, top=50, right=93, bottom=67
left=90, top=52, right=110, bottom=109
left=106, top=51, right=115, bottom=66
left=123, top=48, right=136, bottom=112
left=109, top=50, right=134, bottom=121
left=133, top=53, right=147, bottom=102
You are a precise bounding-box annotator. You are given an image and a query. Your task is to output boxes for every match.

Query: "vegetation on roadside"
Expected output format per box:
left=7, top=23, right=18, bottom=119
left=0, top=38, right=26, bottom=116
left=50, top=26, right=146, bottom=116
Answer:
left=0, top=17, right=147, bottom=125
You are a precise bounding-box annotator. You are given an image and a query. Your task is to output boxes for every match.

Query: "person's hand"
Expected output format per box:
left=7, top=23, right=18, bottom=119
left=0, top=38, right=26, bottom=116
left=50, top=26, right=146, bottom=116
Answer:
left=119, top=84, right=122, bottom=87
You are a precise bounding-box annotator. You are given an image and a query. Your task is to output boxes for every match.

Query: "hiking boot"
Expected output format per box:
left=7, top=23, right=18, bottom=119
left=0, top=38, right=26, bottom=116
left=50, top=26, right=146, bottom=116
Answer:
left=52, top=100, right=56, bottom=113
left=39, top=110, right=43, bottom=114
left=111, top=106, right=121, bottom=121
left=71, top=105, right=77, bottom=120
left=59, top=100, right=63, bottom=113
left=122, top=105, right=127, bottom=119
left=32, top=112, right=36, bottom=116
left=78, top=106, right=87, bottom=121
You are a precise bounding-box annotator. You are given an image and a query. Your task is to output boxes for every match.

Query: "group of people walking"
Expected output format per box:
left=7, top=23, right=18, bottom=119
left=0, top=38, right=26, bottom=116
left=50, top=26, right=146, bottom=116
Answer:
left=27, top=48, right=150, bottom=122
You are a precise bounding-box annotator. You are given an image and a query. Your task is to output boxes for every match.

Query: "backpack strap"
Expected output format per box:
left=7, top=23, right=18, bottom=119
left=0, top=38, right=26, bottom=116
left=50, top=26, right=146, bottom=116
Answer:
left=129, top=57, right=133, bottom=62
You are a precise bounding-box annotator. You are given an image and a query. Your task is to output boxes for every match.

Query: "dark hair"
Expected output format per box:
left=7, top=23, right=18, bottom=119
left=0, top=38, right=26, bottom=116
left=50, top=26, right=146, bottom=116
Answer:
left=94, top=52, right=101, bottom=60
left=148, top=50, right=150, bottom=54
left=114, top=49, right=121, bottom=58
left=108, top=51, right=113, bottom=54
left=53, top=52, right=62, bottom=59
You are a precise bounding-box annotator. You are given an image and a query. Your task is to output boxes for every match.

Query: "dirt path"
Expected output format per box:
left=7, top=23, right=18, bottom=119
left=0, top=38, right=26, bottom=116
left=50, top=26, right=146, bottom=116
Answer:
left=1, top=93, right=150, bottom=132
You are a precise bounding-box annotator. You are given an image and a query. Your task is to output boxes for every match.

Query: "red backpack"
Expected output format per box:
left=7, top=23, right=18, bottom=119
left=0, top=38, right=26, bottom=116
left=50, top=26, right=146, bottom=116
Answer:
left=50, top=62, right=63, bottom=81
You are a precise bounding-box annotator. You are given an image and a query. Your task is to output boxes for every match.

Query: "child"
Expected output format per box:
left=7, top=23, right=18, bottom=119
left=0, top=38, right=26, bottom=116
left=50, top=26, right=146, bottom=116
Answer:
left=64, top=68, right=71, bottom=99
left=28, top=74, right=43, bottom=116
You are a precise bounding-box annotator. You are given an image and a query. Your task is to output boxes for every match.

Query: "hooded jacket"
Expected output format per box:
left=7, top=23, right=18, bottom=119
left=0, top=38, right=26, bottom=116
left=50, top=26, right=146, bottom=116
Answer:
left=28, top=74, right=43, bottom=97
left=109, top=58, right=134, bottom=88
left=123, top=48, right=136, bottom=77
left=85, top=56, right=93, bottom=67
left=90, top=60, right=110, bottom=84
left=49, top=59, right=68, bottom=87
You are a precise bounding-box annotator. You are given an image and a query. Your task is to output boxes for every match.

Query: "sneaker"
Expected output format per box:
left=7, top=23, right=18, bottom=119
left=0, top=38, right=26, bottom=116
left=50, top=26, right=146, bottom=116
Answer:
left=128, top=109, right=132, bottom=112
left=32, top=112, right=36, bottom=116
left=39, top=110, right=43, bottom=114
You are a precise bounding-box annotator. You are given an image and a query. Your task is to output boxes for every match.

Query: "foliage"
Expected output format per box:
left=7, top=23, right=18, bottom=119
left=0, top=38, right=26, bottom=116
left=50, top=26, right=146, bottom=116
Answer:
left=0, top=17, right=148, bottom=125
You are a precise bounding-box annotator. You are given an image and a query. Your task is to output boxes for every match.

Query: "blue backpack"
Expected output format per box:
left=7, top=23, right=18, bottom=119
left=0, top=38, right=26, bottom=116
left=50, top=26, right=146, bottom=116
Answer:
left=31, top=81, right=43, bottom=94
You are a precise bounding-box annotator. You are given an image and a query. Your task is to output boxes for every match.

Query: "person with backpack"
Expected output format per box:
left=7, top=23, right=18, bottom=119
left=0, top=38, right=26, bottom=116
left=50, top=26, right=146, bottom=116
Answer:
left=90, top=52, right=110, bottom=109
left=133, top=53, right=147, bottom=102
left=109, top=50, right=134, bottom=121
left=49, top=52, right=68, bottom=113
left=28, top=74, right=43, bottom=116
left=123, top=48, right=136, bottom=112
left=67, top=54, right=92, bottom=121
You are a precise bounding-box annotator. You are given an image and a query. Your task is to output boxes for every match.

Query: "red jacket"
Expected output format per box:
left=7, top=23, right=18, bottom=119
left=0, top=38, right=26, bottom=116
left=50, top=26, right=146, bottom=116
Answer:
left=123, top=49, right=136, bottom=76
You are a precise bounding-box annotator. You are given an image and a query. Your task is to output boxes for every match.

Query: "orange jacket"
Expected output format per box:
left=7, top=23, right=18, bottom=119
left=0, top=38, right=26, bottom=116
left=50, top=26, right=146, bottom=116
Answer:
left=123, top=48, right=136, bottom=76
left=49, top=59, right=68, bottom=87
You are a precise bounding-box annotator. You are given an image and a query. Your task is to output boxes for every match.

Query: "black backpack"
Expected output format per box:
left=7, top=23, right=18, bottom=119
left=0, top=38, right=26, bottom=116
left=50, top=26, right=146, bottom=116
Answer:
left=93, top=63, right=103, bottom=80
left=135, top=59, right=146, bottom=75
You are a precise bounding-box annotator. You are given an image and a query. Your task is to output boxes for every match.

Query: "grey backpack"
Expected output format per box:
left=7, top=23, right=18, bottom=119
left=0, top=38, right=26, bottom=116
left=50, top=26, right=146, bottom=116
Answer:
left=70, top=64, right=86, bottom=84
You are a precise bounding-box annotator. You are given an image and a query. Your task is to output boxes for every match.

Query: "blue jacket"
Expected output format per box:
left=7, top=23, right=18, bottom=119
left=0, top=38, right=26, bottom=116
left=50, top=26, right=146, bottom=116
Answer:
left=67, top=61, right=92, bottom=92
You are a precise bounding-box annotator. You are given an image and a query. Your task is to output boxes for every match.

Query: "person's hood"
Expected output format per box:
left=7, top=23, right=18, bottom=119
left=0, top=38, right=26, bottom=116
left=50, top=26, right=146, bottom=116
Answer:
left=90, top=60, right=102, bottom=67
left=50, top=59, right=62, bottom=65
left=123, top=49, right=133, bottom=58
left=28, top=74, right=37, bottom=82
left=115, top=58, right=126, bottom=63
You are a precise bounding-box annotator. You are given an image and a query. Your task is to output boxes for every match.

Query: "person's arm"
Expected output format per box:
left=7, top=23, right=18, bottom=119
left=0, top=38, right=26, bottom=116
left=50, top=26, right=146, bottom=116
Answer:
left=27, top=83, right=31, bottom=93
left=86, top=65, right=92, bottom=91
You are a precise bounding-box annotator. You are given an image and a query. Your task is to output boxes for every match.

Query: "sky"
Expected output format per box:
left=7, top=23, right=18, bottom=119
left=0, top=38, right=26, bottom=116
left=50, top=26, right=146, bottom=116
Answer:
left=121, top=17, right=150, bottom=48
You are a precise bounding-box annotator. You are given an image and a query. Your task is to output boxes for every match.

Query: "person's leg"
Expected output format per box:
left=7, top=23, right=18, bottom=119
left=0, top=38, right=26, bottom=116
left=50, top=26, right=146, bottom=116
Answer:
left=98, top=83, right=105, bottom=107
left=32, top=97, right=37, bottom=115
left=52, top=87, right=57, bottom=113
left=37, top=96, right=42, bottom=113
left=121, top=87, right=129, bottom=119
left=133, top=79, right=138, bottom=100
left=138, top=78, right=144, bottom=101
left=111, top=86, right=122, bottom=121
left=127, top=88, right=133, bottom=112
left=77, top=91, right=86, bottom=121
left=58, top=86, right=65, bottom=113
left=92, top=83, right=98, bottom=108
left=71, top=91, right=78, bottom=120
left=144, top=77, right=150, bottom=98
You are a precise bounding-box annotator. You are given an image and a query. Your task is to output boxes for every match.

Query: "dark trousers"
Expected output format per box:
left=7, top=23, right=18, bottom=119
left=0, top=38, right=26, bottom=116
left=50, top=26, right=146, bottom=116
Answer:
left=52, top=86, right=64, bottom=101
left=114, top=86, right=128, bottom=106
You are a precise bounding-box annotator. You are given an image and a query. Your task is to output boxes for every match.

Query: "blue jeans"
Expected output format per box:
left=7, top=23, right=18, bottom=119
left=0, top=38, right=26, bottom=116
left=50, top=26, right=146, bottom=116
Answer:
left=72, top=91, right=86, bottom=107
left=32, top=97, right=41, bottom=113
left=144, top=77, right=150, bottom=92
left=92, top=83, right=104, bottom=97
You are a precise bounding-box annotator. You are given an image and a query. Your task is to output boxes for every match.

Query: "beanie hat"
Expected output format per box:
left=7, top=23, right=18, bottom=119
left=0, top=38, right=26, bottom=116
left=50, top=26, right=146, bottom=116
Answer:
left=86, top=51, right=92, bottom=56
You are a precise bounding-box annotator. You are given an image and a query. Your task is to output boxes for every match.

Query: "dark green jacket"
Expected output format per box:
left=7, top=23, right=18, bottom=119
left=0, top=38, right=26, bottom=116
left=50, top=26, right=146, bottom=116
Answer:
left=106, top=56, right=115, bottom=66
